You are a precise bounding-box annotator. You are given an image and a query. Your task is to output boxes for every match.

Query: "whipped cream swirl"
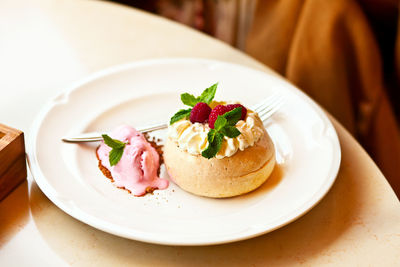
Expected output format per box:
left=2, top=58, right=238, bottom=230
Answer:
left=168, top=109, right=264, bottom=159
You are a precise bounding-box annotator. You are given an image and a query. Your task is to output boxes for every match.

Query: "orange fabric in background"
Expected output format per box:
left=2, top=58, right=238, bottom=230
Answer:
left=246, top=0, right=400, bottom=197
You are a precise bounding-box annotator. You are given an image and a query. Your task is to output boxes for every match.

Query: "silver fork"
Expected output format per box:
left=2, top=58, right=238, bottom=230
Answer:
left=61, top=93, right=284, bottom=143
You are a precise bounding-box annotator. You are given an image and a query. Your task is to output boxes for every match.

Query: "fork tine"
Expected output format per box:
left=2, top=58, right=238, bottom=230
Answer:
left=260, top=101, right=284, bottom=121
left=258, top=97, right=285, bottom=121
left=256, top=94, right=284, bottom=114
left=253, top=93, right=281, bottom=113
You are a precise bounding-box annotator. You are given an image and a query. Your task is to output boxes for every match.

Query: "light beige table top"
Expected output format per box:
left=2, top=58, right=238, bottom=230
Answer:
left=1, top=0, right=399, bottom=266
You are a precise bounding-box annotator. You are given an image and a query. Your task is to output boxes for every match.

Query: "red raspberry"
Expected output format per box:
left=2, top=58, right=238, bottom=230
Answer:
left=208, top=105, right=228, bottom=129
left=190, top=102, right=212, bottom=123
left=225, top=104, right=247, bottom=120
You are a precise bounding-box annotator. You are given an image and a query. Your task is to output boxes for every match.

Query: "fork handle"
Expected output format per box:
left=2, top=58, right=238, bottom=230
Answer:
left=61, top=122, right=168, bottom=143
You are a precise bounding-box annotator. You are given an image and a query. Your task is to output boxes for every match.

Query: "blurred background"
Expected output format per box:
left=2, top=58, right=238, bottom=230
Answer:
left=111, top=0, right=400, bottom=195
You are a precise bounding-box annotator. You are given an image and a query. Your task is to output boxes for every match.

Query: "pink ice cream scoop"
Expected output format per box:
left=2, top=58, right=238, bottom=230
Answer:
left=97, top=125, right=169, bottom=196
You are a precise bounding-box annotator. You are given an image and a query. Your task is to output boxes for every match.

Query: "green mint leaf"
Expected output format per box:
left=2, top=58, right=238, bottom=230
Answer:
left=220, top=126, right=241, bottom=138
left=180, top=93, right=198, bottom=107
left=102, top=134, right=126, bottom=166
left=109, top=148, right=124, bottom=166
left=214, top=115, right=227, bottom=131
left=201, top=132, right=224, bottom=159
left=223, top=107, right=242, bottom=126
left=207, top=129, right=216, bottom=143
left=170, top=108, right=192, bottom=125
left=102, top=134, right=125, bottom=149
left=197, top=83, right=218, bottom=104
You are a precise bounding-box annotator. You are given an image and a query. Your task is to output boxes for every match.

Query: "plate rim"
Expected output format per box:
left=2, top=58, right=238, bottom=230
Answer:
left=27, top=58, right=341, bottom=246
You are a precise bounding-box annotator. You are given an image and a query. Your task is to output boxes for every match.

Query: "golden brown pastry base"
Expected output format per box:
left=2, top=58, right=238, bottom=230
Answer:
left=164, top=129, right=275, bottom=198
left=96, top=147, right=113, bottom=181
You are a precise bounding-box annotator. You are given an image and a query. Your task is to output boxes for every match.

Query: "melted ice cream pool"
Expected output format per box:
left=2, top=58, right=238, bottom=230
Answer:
left=97, top=125, right=168, bottom=196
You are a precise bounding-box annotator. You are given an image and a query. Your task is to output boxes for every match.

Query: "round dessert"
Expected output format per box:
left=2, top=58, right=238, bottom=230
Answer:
left=164, top=84, right=275, bottom=198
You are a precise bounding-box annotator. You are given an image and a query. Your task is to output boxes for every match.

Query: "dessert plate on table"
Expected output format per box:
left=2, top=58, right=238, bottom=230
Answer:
left=27, top=58, right=341, bottom=246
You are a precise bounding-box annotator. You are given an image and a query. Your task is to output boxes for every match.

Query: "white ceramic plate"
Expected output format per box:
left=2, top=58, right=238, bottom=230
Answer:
left=27, top=58, right=341, bottom=246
